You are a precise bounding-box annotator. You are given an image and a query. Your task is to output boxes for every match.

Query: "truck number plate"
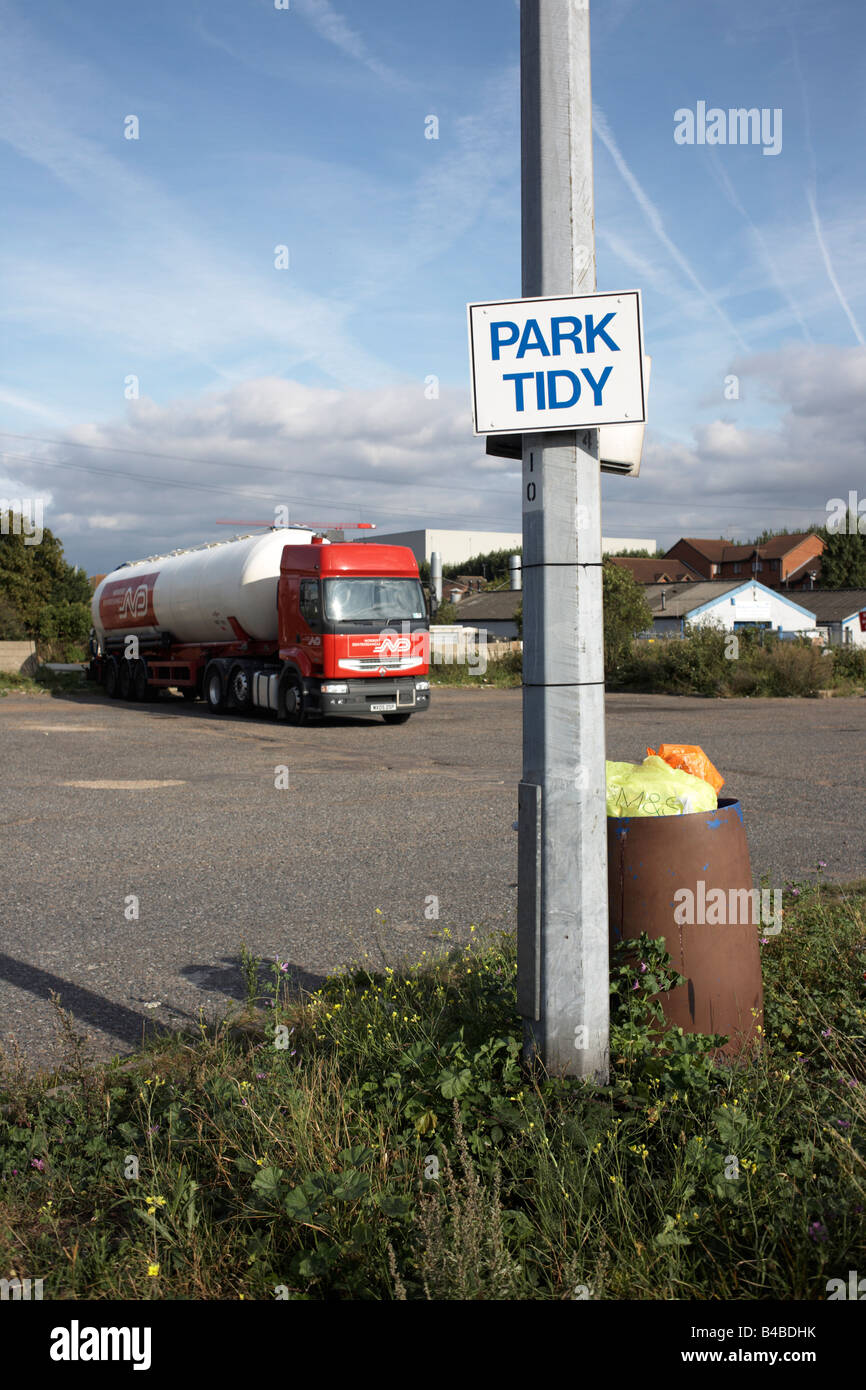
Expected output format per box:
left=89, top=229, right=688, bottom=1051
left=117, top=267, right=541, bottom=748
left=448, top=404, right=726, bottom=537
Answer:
left=370, top=702, right=397, bottom=712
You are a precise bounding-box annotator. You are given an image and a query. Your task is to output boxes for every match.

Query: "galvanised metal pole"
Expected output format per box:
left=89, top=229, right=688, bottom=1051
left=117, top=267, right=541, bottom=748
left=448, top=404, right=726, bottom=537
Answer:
left=431, top=551, right=443, bottom=608
left=517, top=0, right=609, bottom=1080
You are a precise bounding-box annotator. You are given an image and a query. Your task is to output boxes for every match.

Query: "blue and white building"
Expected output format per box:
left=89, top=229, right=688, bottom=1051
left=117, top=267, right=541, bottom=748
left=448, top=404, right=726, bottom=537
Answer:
left=644, top=580, right=819, bottom=639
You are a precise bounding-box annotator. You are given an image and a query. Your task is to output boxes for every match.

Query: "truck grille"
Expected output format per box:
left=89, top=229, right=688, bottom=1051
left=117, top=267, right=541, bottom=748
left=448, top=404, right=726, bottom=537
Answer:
left=339, top=657, right=419, bottom=672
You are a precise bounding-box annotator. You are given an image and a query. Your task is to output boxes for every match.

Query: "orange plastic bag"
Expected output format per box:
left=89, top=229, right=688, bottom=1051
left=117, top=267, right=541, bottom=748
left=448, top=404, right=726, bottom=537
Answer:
left=646, top=743, right=725, bottom=793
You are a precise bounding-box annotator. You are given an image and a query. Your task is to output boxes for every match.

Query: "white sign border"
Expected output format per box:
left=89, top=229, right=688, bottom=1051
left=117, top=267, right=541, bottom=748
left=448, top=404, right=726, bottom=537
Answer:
left=467, top=289, right=646, bottom=437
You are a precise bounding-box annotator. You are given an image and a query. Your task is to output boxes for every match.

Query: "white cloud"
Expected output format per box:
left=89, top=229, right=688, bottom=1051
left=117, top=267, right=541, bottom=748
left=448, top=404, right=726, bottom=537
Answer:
left=0, top=16, right=394, bottom=388
left=805, top=185, right=864, bottom=346
left=9, top=341, right=862, bottom=574
left=6, top=377, right=518, bottom=571
left=593, top=106, right=750, bottom=352
left=0, top=384, right=66, bottom=423
left=789, top=30, right=862, bottom=344
left=0, top=10, right=520, bottom=402
left=601, top=342, right=866, bottom=543
left=705, top=154, right=814, bottom=344
left=293, top=0, right=408, bottom=88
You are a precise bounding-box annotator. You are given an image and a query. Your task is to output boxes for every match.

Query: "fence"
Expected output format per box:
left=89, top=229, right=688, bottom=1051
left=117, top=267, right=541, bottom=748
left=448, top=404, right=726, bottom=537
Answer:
left=429, top=627, right=521, bottom=664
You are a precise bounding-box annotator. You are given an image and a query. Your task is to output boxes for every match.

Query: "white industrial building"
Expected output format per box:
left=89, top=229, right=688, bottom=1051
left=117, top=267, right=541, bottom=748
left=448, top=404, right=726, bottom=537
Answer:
left=353, top=529, right=521, bottom=567
left=602, top=537, right=657, bottom=555
left=645, top=580, right=819, bottom=638
left=353, top=528, right=655, bottom=568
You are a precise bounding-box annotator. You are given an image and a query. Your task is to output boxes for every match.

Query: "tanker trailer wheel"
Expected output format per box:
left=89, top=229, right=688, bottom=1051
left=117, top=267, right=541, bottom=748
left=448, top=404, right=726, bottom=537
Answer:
left=132, top=659, right=150, bottom=702
left=104, top=657, right=120, bottom=699
left=118, top=658, right=133, bottom=700
left=228, top=663, right=252, bottom=713
left=278, top=670, right=306, bottom=726
left=382, top=712, right=411, bottom=725
left=204, top=662, right=227, bottom=714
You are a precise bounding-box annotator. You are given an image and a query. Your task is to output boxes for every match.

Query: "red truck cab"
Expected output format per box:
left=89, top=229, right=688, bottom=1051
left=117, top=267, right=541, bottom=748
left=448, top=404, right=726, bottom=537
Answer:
left=278, top=540, right=430, bottom=721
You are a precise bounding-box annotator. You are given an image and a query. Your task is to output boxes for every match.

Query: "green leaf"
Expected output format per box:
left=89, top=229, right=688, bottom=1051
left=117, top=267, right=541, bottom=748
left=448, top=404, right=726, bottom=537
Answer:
left=185, top=1181, right=199, bottom=1234
left=332, top=1170, right=371, bottom=1202
left=501, top=1209, right=533, bottom=1240
left=373, top=1191, right=413, bottom=1219
left=251, top=1165, right=285, bottom=1203
left=654, top=1215, right=691, bottom=1247
left=713, top=1106, right=748, bottom=1147
left=338, top=1145, right=374, bottom=1167
left=297, top=1244, right=341, bottom=1278
left=133, top=1207, right=174, bottom=1241
left=439, top=1067, right=472, bottom=1099
left=284, top=1187, right=320, bottom=1224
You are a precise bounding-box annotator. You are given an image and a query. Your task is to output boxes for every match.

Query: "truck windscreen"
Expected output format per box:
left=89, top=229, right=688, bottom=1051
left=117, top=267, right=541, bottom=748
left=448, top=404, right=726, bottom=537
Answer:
left=323, top=578, right=426, bottom=624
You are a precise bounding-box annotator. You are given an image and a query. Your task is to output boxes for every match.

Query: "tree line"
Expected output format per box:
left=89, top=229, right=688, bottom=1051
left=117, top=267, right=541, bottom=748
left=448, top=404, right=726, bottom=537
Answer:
left=0, top=515, right=92, bottom=658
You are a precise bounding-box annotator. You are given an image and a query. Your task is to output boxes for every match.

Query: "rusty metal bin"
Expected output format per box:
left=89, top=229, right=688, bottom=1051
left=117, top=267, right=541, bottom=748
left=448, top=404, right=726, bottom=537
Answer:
left=607, top=798, right=763, bottom=1055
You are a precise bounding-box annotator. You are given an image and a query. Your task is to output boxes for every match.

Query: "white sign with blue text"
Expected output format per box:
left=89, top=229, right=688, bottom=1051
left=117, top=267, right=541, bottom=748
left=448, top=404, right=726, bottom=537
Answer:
left=468, top=290, right=645, bottom=436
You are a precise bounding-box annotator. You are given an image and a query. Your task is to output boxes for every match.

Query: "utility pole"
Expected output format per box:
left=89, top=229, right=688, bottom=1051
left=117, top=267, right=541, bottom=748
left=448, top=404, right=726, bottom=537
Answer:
left=516, top=0, right=609, bottom=1080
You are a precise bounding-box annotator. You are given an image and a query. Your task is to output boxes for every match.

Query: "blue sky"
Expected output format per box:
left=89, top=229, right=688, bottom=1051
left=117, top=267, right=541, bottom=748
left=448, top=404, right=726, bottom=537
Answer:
left=1, top=0, right=864, bottom=572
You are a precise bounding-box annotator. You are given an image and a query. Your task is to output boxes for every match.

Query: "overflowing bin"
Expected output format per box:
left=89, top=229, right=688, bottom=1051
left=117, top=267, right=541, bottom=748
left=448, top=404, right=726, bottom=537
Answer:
left=606, top=750, right=764, bottom=1056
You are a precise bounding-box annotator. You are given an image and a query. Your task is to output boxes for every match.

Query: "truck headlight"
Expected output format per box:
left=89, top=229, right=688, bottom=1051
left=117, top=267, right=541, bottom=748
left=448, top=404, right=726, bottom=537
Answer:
left=416, top=680, right=430, bottom=690
left=321, top=682, right=349, bottom=694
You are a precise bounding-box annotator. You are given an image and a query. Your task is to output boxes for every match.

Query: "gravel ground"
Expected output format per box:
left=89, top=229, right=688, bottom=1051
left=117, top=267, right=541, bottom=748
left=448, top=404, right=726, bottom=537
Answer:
left=1, top=686, right=863, bottom=1071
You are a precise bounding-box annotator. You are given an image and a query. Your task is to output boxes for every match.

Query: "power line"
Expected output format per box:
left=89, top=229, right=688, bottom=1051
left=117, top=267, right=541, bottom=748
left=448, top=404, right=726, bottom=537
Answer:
left=0, top=448, right=522, bottom=530
left=0, top=429, right=517, bottom=503
left=1, top=436, right=829, bottom=522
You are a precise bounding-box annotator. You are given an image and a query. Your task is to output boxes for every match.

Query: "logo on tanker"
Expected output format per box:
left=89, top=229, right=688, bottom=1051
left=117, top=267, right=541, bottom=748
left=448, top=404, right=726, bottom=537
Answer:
left=119, top=586, right=149, bottom=618
left=100, top=572, right=159, bottom=629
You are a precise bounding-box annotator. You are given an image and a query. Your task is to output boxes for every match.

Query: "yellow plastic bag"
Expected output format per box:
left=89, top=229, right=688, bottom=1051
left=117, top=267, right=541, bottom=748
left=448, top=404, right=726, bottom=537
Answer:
left=646, top=743, right=725, bottom=794
left=606, top=755, right=718, bottom=818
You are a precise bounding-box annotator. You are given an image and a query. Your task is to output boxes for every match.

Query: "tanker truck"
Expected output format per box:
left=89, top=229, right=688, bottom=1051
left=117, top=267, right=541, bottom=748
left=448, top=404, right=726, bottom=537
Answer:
left=87, top=529, right=431, bottom=724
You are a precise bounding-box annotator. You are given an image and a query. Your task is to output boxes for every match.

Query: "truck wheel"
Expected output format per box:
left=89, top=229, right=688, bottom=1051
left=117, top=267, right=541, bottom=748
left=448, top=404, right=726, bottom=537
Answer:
left=228, top=663, right=252, bottom=712
left=278, top=670, right=306, bottom=726
left=104, top=657, right=120, bottom=698
left=132, top=660, right=150, bottom=702
left=205, top=664, right=227, bottom=713
left=118, top=659, right=133, bottom=700
left=382, top=712, right=411, bottom=725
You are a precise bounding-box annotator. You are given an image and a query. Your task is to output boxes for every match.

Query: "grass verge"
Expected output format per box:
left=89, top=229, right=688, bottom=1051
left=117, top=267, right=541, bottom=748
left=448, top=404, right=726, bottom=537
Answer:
left=429, top=652, right=522, bottom=688
left=426, top=635, right=866, bottom=695
left=0, top=669, right=85, bottom=696
left=0, top=884, right=863, bottom=1300
left=610, top=628, right=866, bottom=697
